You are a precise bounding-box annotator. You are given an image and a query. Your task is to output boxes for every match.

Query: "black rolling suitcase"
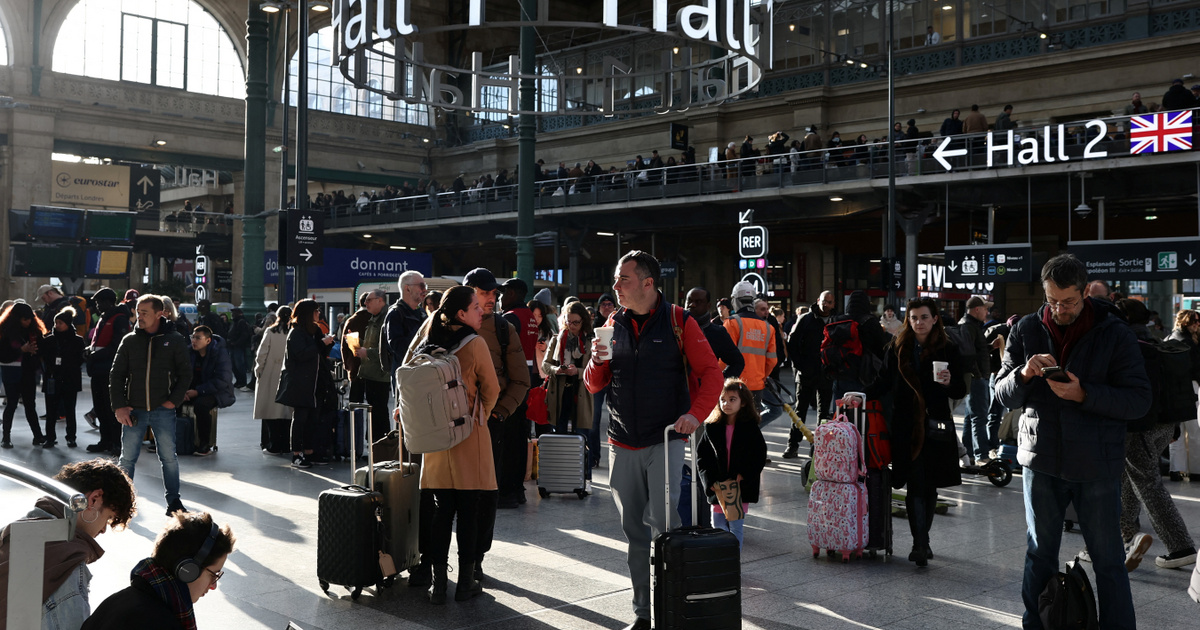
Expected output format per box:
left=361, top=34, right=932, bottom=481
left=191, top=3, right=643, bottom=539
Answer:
left=317, top=403, right=392, bottom=599
left=652, top=427, right=741, bottom=630
left=865, top=467, right=893, bottom=557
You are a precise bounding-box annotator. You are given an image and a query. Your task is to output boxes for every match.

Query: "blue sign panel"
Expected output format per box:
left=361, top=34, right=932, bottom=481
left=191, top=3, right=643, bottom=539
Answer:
left=265, top=248, right=433, bottom=288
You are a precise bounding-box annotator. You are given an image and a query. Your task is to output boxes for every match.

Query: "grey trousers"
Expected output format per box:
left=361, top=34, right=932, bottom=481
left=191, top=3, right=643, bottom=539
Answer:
left=609, top=438, right=684, bottom=621
left=1122, top=424, right=1196, bottom=553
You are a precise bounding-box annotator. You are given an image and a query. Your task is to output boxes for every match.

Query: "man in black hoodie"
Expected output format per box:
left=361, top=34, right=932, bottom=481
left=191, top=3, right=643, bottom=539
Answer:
left=685, top=287, right=744, bottom=380
left=86, top=288, right=131, bottom=455
left=111, top=295, right=192, bottom=516
left=784, top=291, right=835, bottom=459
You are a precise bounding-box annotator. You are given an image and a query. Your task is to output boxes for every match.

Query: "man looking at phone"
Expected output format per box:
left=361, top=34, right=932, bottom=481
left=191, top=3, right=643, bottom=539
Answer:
left=996, top=254, right=1151, bottom=630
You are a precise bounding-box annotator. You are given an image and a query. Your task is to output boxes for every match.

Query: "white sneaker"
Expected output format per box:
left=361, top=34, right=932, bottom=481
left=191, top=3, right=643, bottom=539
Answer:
left=1078, top=549, right=1092, bottom=563
left=988, top=449, right=999, bottom=461
left=1125, top=533, right=1153, bottom=572
left=1189, top=564, right=1200, bottom=603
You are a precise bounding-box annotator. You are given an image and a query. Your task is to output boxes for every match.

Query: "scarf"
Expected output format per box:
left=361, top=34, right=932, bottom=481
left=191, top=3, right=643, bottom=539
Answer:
left=131, top=557, right=197, bottom=630
left=1041, top=299, right=1095, bottom=365
left=557, top=330, right=586, bottom=368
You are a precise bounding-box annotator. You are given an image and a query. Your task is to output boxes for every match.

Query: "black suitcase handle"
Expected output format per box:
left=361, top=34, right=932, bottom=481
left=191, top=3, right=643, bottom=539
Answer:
left=663, top=426, right=698, bottom=527
left=348, top=403, right=373, bottom=490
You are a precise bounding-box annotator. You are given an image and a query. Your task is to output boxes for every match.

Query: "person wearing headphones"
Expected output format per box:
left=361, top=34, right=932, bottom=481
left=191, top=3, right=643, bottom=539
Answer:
left=81, top=512, right=234, bottom=629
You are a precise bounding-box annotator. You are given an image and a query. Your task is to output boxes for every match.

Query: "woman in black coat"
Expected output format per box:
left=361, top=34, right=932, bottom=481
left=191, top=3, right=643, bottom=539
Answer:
left=864, top=297, right=967, bottom=566
left=0, top=302, right=48, bottom=448
left=275, top=299, right=334, bottom=469
left=40, top=308, right=86, bottom=447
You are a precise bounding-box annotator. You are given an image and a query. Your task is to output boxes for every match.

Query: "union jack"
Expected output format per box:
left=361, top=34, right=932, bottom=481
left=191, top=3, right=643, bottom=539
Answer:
left=1130, top=111, right=1193, bottom=154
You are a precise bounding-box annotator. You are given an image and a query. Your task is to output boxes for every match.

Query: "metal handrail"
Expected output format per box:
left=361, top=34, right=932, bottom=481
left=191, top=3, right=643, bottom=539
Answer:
left=1, top=459, right=87, bottom=630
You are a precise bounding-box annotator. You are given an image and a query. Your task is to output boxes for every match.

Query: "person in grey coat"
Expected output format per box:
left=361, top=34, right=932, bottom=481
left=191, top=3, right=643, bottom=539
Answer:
left=255, top=306, right=293, bottom=454
left=995, top=254, right=1151, bottom=630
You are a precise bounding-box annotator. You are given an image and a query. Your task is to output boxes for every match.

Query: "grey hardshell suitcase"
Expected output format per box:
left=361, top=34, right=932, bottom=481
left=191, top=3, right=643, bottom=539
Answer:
left=536, top=418, right=589, bottom=500
left=354, top=425, right=421, bottom=574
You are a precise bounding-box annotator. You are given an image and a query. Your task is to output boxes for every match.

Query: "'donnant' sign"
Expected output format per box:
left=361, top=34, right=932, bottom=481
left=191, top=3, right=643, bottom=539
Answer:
left=330, top=0, right=775, bottom=116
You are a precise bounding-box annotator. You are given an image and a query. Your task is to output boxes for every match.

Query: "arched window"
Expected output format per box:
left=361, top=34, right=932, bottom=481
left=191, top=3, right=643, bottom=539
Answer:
left=290, top=27, right=429, bottom=126
left=53, top=0, right=245, bottom=99
left=0, top=22, right=8, bottom=65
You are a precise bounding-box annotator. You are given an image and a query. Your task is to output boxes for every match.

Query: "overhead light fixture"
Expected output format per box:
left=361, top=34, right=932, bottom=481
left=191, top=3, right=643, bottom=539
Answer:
left=1145, top=215, right=1158, bottom=221
left=154, top=139, right=167, bottom=146
left=576, top=67, right=583, bottom=74
left=672, top=47, right=680, bottom=55
left=596, top=231, right=615, bottom=237
left=422, top=138, right=430, bottom=143
left=1073, top=202, right=1093, bottom=218
left=860, top=62, right=869, bottom=68
left=259, top=1, right=283, bottom=12
left=389, top=245, right=407, bottom=250
left=309, top=0, right=330, bottom=11
left=362, top=233, right=373, bottom=238
left=829, top=195, right=843, bottom=202
left=942, top=4, right=953, bottom=10
left=789, top=24, right=796, bottom=32
left=1040, top=32, right=1048, bottom=39
left=845, top=59, right=855, bottom=66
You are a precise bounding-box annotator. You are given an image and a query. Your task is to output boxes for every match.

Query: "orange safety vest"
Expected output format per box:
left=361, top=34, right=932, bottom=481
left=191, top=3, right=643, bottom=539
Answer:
left=723, top=314, right=777, bottom=390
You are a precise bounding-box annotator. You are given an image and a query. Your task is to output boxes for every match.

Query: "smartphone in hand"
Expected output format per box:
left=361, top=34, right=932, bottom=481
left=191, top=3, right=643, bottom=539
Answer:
left=1042, top=366, right=1071, bottom=383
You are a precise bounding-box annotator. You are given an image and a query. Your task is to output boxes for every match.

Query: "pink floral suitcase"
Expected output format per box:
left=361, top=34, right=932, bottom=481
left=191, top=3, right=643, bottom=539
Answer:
left=807, top=478, right=869, bottom=562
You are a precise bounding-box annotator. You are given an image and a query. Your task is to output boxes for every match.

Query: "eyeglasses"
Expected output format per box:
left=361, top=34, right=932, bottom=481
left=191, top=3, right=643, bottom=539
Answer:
left=205, top=567, right=224, bottom=586
left=567, top=318, right=582, bottom=326
left=1044, top=296, right=1081, bottom=311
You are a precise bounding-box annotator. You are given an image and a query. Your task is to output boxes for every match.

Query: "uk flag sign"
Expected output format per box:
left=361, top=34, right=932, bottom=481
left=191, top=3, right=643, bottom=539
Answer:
left=1130, top=111, right=1193, bottom=154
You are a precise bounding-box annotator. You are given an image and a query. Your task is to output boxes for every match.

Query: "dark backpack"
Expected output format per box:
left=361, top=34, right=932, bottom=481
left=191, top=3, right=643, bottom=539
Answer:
left=820, top=316, right=881, bottom=386
left=1129, top=338, right=1198, bottom=431
left=1038, top=558, right=1098, bottom=630
left=946, top=325, right=977, bottom=362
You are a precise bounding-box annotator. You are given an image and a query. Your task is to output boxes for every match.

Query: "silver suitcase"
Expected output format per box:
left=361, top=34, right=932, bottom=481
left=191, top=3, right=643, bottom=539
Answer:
left=536, top=425, right=589, bottom=500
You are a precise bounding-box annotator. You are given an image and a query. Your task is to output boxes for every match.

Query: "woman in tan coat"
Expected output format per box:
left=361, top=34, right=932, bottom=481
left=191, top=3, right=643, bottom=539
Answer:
left=404, top=286, right=499, bottom=605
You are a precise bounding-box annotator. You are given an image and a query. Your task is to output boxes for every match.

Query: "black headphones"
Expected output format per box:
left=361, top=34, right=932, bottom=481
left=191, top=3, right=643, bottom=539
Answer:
left=175, top=522, right=220, bottom=583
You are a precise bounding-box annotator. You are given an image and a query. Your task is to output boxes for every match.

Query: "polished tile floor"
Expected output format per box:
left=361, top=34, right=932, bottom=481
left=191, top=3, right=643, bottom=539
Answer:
left=3, top=384, right=1199, bottom=629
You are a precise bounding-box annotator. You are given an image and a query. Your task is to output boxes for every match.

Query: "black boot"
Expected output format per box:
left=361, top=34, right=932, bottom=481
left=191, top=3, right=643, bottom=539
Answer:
left=408, top=562, right=431, bottom=588
left=454, top=562, right=483, bottom=601
left=428, top=564, right=448, bottom=605
left=474, top=556, right=485, bottom=583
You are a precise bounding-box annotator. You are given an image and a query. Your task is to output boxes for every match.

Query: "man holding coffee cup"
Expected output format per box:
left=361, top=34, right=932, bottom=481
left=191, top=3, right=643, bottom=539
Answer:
left=584, top=251, right=722, bottom=630
left=995, top=253, right=1151, bottom=629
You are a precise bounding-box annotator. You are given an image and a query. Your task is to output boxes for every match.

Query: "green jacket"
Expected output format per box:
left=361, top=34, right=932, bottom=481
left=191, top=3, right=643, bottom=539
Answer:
left=109, top=318, right=192, bottom=411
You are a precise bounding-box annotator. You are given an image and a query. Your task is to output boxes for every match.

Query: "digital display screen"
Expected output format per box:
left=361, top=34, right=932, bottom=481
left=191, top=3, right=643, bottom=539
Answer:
left=10, top=245, right=80, bottom=277
left=28, top=206, right=85, bottom=242
left=85, top=211, right=136, bottom=245
left=83, top=249, right=131, bottom=277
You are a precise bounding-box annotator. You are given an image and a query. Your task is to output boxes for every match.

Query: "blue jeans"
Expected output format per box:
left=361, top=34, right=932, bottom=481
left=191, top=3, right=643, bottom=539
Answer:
left=712, top=509, right=745, bottom=550
left=1021, top=468, right=1134, bottom=630
left=229, top=346, right=248, bottom=387
left=986, top=373, right=1005, bottom=449
left=118, top=407, right=182, bottom=506
left=961, top=376, right=990, bottom=460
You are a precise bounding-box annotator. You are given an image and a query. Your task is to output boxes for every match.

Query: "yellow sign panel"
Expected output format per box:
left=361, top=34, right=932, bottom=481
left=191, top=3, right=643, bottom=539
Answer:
left=95, top=250, right=129, bottom=275
left=50, top=163, right=130, bottom=208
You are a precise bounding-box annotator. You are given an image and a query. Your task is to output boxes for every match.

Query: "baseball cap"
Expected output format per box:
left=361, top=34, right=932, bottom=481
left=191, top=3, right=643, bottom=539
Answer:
left=464, top=268, right=499, bottom=292
left=35, top=284, right=56, bottom=300
left=1192, top=84, right=1200, bottom=91
left=731, top=281, right=756, bottom=300
left=124, top=289, right=140, bottom=302
left=1172, top=78, right=1184, bottom=85
left=966, top=295, right=994, bottom=310
left=500, top=277, right=528, bottom=296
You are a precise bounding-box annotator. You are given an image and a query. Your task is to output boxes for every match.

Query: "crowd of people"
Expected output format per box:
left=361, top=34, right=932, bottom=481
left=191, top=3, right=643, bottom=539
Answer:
left=6, top=245, right=1200, bottom=628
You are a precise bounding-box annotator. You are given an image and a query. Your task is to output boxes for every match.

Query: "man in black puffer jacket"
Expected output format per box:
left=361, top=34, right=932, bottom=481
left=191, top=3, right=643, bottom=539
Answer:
left=111, top=295, right=192, bottom=516
left=783, top=291, right=836, bottom=459
left=995, top=254, right=1151, bottom=630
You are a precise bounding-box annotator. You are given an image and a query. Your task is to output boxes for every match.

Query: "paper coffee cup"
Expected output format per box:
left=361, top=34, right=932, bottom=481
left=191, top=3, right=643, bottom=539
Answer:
left=594, top=326, right=614, bottom=349
left=932, top=361, right=949, bottom=380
